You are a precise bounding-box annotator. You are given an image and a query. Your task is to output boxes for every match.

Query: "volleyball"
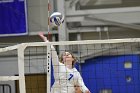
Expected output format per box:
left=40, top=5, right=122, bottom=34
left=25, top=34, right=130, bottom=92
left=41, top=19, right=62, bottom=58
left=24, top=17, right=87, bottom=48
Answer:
left=50, top=12, right=64, bottom=26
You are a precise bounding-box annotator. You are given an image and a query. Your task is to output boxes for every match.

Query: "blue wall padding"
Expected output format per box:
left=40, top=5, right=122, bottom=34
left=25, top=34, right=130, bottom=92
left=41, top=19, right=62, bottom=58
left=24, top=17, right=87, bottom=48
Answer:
left=81, top=54, right=140, bottom=93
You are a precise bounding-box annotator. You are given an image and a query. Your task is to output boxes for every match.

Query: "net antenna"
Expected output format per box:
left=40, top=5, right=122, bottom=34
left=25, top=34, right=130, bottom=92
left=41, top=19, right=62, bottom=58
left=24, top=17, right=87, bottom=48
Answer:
left=47, top=0, right=51, bottom=92
left=47, top=0, right=51, bottom=41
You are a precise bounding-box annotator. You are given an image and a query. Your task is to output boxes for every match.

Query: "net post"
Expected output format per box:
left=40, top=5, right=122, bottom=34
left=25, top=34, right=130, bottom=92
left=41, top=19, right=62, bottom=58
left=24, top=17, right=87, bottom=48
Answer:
left=17, top=44, right=27, bottom=93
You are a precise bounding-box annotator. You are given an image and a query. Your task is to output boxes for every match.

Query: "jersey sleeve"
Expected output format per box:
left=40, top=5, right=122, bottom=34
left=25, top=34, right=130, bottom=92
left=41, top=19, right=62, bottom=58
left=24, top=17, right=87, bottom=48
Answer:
left=77, top=72, right=89, bottom=93
left=51, top=46, right=59, bottom=66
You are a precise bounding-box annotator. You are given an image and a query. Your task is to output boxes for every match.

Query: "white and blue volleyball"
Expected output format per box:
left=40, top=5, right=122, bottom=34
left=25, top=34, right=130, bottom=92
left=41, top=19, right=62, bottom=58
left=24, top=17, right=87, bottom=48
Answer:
left=50, top=12, right=64, bottom=26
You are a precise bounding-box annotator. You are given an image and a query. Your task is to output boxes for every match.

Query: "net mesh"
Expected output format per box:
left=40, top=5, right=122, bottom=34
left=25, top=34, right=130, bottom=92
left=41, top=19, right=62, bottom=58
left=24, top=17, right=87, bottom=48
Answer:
left=0, top=38, right=140, bottom=93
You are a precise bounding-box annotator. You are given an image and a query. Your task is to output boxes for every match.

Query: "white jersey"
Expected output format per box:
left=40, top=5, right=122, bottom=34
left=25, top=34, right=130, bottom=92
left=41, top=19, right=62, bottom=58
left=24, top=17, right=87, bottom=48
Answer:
left=51, top=46, right=89, bottom=93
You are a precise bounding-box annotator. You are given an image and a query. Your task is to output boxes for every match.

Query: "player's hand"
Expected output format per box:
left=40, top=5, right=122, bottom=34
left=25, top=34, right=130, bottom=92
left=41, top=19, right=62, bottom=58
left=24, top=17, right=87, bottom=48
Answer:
left=38, top=32, right=48, bottom=42
left=74, top=85, right=82, bottom=93
left=85, top=90, right=91, bottom=93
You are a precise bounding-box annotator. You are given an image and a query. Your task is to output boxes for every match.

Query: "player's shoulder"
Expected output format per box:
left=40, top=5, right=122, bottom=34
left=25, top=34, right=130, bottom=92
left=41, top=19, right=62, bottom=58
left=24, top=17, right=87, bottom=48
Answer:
left=59, top=62, right=65, bottom=65
left=73, top=68, right=78, bottom=72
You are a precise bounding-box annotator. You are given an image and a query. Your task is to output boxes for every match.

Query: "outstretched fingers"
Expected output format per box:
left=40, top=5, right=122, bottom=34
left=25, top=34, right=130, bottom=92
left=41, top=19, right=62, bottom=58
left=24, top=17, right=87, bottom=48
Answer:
left=38, top=32, right=48, bottom=42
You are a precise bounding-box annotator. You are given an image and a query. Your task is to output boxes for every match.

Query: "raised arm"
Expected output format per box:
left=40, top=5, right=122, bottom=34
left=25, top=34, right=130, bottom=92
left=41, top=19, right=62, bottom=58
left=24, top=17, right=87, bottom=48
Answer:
left=38, top=32, right=60, bottom=73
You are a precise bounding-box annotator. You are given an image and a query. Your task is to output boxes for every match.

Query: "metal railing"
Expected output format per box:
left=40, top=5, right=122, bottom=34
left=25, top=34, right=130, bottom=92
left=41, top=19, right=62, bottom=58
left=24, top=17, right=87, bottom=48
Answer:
left=0, top=84, right=11, bottom=93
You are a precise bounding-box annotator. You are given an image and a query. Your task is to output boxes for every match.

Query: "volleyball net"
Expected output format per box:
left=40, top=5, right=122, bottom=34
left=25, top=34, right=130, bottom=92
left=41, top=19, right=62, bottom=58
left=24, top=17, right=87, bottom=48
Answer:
left=0, top=38, right=140, bottom=93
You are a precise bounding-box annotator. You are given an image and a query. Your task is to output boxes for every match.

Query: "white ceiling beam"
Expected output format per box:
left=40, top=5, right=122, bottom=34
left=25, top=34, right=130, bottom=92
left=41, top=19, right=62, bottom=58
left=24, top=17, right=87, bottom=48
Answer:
left=66, top=11, right=140, bottom=24
left=85, top=16, right=140, bottom=30
left=66, top=7, right=140, bottom=16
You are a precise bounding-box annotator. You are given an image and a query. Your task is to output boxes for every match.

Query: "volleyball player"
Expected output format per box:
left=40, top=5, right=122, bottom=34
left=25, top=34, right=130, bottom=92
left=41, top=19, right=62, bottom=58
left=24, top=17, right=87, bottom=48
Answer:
left=39, top=33, right=91, bottom=93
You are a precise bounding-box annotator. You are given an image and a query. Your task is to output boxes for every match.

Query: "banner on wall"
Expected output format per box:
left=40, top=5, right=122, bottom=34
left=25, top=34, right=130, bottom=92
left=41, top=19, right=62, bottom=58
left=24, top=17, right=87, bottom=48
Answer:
left=0, top=0, right=28, bottom=36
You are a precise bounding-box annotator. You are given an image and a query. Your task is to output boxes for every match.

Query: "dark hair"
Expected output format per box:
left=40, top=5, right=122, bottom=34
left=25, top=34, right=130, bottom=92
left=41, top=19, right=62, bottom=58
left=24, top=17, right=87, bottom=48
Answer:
left=59, top=52, right=77, bottom=68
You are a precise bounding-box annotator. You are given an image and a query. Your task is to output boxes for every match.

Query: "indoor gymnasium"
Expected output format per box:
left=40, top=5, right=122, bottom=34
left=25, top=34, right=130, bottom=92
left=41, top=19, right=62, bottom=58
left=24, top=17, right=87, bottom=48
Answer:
left=0, top=0, right=140, bottom=93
